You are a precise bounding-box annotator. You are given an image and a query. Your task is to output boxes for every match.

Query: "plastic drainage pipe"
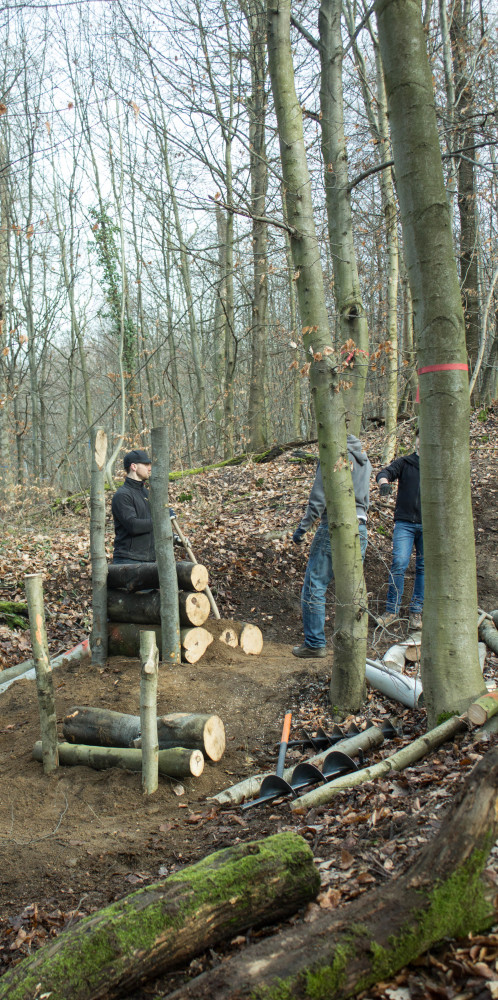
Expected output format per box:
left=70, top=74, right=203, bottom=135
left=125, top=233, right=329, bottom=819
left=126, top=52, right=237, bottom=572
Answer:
left=0, top=639, right=90, bottom=696
left=365, top=657, right=424, bottom=709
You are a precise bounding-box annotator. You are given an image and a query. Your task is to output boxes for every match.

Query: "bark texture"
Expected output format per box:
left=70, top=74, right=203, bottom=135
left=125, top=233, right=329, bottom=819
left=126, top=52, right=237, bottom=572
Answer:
left=62, top=706, right=225, bottom=761
left=106, top=561, right=208, bottom=594
left=160, top=750, right=498, bottom=1000
left=149, top=425, right=181, bottom=663
left=267, top=0, right=368, bottom=713
left=90, top=427, right=108, bottom=665
left=375, top=0, right=485, bottom=725
left=32, top=742, right=203, bottom=779
left=0, top=833, right=320, bottom=1000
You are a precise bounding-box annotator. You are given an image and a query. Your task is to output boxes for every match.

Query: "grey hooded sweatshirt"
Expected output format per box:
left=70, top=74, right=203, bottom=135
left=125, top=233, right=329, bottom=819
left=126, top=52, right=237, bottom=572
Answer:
left=296, top=435, right=371, bottom=533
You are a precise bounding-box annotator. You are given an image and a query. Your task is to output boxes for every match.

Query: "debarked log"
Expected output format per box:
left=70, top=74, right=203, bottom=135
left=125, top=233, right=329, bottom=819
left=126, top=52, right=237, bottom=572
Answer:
left=62, top=706, right=226, bottom=761
left=33, top=742, right=204, bottom=778
left=107, top=589, right=210, bottom=628
left=107, top=560, right=209, bottom=594
left=154, top=750, right=498, bottom=1000
left=0, top=832, right=320, bottom=1000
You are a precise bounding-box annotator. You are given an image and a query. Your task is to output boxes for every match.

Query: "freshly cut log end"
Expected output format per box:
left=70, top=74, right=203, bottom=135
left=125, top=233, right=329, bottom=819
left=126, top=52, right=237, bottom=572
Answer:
left=468, top=690, right=498, bottom=726
left=180, top=627, right=213, bottom=664
left=179, top=590, right=210, bottom=627
left=107, top=560, right=209, bottom=594
left=233, top=622, right=263, bottom=655
left=176, top=560, right=209, bottom=593
left=188, top=749, right=205, bottom=778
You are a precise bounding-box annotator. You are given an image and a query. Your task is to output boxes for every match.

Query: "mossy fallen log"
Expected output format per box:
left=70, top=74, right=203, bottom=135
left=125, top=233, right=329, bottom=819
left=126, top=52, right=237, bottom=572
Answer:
left=0, top=832, right=319, bottom=1000
left=0, top=600, right=29, bottom=630
left=156, top=749, right=498, bottom=1000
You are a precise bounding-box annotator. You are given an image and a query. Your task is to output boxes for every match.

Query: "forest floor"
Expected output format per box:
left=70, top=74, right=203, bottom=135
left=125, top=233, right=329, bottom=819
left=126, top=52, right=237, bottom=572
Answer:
left=0, top=408, right=497, bottom=1000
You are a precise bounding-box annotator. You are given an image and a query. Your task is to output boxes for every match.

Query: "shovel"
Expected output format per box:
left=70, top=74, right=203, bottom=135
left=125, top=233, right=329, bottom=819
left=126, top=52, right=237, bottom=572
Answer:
left=242, top=712, right=294, bottom=809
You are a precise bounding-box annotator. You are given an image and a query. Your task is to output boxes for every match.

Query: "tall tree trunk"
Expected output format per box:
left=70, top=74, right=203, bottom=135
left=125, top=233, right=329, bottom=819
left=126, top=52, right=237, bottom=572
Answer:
left=375, top=0, right=485, bottom=725
left=319, top=0, right=369, bottom=436
left=450, top=0, right=480, bottom=382
left=0, top=137, right=11, bottom=492
left=267, top=0, right=368, bottom=713
left=244, top=0, right=269, bottom=453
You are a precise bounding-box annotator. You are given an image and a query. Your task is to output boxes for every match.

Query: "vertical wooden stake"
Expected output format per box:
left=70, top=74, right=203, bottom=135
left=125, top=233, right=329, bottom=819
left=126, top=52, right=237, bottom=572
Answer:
left=140, top=630, right=159, bottom=795
left=90, top=425, right=108, bottom=665
left=149, top=424, right=181, bottom=664
left=25, top=573, right=58, bottom=774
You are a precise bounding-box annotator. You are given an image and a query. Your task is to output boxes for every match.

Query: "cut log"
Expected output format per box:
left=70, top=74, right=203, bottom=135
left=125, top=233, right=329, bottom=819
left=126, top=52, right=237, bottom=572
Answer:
left=160, top=750, right=498, bottom=1000
left=206, top=619, right=239, bottom=647
left=0, top=832, right=320, bottom=1000
left=62, top=706, right=225, bottom=761
left=107, top=590, right=210, bottom=628
left=108, top=622, right=161, bottom=658
left=468, top=690, right=498, bottom=726
left=107, top=561, right=208, bottom=594
left=178, top=591, right=210, bottom=627
left=212, top=725, right=387, bottom=807
left=32, top=742, right=204, bottom=778
left=478, top=618, right=498, bottom=655
left=180, top=626, right=213, bottom=663
left=231, top=621, right=263, bottom=655
left=291, top=715, right=466, bottom=811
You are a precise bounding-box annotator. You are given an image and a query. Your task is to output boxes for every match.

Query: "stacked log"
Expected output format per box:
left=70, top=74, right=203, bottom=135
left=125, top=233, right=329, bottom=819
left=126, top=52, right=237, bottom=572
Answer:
left=62, top=706, right=226, bottom=761
left=106, top=561, right=263, bottom=663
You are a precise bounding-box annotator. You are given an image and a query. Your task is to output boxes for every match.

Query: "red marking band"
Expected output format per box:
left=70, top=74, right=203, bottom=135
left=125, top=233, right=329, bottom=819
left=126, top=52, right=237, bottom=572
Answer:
left=417, top=363, right=468, bottom=374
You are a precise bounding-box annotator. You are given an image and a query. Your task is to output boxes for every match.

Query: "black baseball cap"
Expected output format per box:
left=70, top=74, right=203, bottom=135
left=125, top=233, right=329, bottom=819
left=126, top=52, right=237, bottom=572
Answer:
left=124, top=449, right=151, bottom=471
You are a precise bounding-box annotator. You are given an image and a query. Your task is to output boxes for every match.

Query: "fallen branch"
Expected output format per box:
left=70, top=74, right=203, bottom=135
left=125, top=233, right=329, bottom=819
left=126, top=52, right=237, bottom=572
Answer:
left=211, top=725, right=387, bottom=807
left=478, top=618, right=498, bottom=655
left=468, top=690, right=498, bottom=726
left=0, top=833, right=319, bottom=1000
left=157, top=750, right=498, bottom=1000
left=291, top=715, right=466, bottom=811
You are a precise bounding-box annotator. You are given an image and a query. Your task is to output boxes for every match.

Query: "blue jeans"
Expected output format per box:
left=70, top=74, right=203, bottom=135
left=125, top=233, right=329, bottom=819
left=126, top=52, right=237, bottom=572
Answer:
left=385, top=521, right=424, bottom=614
left=301, top=522, right=368, bottom=649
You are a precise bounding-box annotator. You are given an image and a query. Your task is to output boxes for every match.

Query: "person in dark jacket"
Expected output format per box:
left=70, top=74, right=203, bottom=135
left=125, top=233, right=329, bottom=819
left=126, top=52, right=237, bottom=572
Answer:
left=112, top=449, right=156, bottom=563
left=376, top=431, right=423, bottom=630
left=291, top=435, right=372, bottom=658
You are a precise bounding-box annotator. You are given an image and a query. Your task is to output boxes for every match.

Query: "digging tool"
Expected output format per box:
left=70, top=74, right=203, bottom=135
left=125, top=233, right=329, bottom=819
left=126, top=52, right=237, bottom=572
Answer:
left=171, top=516, right=221, bottom=620
left=242, top=712, right=294, bottom=808
left=289, top=749, right=358, bottom=793
left=288, top=724, right=347, bottom=751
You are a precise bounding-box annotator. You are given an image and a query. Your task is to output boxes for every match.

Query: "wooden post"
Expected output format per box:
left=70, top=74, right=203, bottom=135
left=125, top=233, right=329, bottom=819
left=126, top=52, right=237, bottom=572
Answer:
left=140, top=631, right=159, bottom=795
left=90, top=426, right=108, bottom=665
left=25, top=573, right=58, bottom=774
left=149, top=425, right=181, bottom=664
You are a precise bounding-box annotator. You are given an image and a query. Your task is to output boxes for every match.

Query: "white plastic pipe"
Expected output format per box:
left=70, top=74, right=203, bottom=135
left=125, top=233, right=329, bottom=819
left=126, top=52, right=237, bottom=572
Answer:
left=0, top=639, right=90, bottom=695
left=366, top=657, right=424, bottom=709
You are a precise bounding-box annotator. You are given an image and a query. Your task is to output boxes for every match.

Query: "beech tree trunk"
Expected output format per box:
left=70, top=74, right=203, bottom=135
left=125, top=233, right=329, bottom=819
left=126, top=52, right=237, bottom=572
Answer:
left=376, top=0, right=485, bottom=725
left=107, top=589, right=210, bottom=627
left=267, top=0, right=368, bottom=713
left=107, top=561, right=208, bottom=594
left=62, top=706, right=226, bottom=761
left=0, top=833, right=320, bottom=1000
left=24, top=574, right=58, bottom=774
left=32, top=741, right=203, bottom=779
left=159, top=750, right=498, bottom=1000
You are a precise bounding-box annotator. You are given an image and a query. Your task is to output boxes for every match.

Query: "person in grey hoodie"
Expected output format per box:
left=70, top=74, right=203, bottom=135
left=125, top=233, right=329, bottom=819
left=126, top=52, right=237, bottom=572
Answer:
left=291, top=435, right=371, bottom=657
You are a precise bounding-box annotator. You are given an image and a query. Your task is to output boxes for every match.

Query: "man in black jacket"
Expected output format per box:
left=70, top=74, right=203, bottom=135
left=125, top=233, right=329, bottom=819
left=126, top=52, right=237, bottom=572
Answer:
left=112, top=449, right=156, bottom=563
left=376, top=431, right=423, bottom=630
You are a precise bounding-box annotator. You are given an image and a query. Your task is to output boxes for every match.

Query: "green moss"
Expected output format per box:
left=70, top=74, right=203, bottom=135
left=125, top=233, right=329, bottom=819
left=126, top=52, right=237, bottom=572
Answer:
left=305, top=944, right=352, bottom=998
left=0, top=834, right=318, bottom=1000
left=436, top=711, right=455, bottom=725
left=252, top=978, right=296, bottom=1000
left=368, top=849, right=493, bottom=986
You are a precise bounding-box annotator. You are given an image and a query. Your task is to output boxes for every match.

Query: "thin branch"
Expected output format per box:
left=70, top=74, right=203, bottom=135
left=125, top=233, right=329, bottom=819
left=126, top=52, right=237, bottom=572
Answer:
left=208, top=195, right=298, bottom=237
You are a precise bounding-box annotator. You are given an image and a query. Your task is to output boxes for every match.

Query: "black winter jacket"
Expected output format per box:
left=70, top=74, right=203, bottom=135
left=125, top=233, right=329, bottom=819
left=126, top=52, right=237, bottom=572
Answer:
left=376, top=453, right=421, bottom=523
left=112, top=477, right=155, bottom=562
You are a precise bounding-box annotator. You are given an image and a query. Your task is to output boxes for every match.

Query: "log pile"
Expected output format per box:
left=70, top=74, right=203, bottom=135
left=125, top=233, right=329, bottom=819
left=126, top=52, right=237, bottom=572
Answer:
left=106, top=561, right=263, bottom=663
